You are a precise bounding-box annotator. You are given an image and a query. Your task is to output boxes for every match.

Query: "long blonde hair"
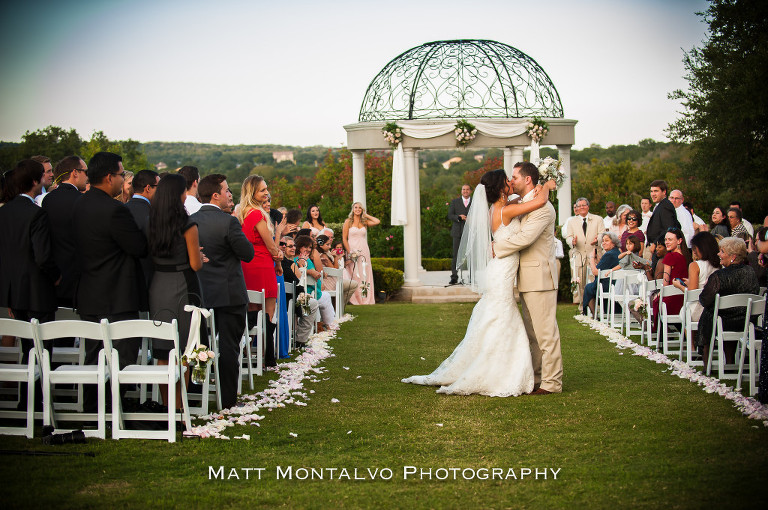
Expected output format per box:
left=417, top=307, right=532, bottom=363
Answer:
left=347, top=201, right=367, bottom=227
left=237, top=175, right=273, bottom=233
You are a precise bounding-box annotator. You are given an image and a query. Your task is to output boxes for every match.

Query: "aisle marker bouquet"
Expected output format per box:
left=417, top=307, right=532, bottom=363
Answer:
left=182, top=345, right=216, bottom=384
left=360, top=280, right=371, bottom=298
left=382, top=122, right=402, bottom=148
left=527, top=117, right=549, bottom=143
left=632, top=298, right=649, bottom=320
left=297, top=292, right=312, bottom=316
left=454, top=119, right=477, bottom=148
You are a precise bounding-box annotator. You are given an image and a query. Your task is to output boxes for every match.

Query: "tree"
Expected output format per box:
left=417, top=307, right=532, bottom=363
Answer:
left=668, top=0, right=768, bottom=214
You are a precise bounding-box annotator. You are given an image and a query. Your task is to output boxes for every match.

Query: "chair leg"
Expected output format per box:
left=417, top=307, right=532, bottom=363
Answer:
left=167, top=370, right=175, bottom=443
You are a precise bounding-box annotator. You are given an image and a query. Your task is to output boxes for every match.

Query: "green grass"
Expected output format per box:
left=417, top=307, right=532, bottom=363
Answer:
left=4, top=303, right=767, bottom=509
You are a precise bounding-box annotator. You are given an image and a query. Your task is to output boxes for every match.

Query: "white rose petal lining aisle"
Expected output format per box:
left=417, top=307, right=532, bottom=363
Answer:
left=187, top=314, right=355, bottom=439
left=574, top=314, right=768, bottom=426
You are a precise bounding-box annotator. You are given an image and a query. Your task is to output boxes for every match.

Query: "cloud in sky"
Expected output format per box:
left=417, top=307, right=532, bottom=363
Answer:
left=0, top=0, right=709, bottom=149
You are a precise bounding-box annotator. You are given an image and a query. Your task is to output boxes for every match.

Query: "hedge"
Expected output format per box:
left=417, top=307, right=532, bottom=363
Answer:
left=370, top=262, right=404, bottom=299
left=371, top=258, right=452, bottom=271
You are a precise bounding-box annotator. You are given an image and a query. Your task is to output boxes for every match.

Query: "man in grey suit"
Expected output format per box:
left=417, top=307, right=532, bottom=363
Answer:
left=447, top=184, right=472, bottom=285
left=190, top=174, right=254, bottom=409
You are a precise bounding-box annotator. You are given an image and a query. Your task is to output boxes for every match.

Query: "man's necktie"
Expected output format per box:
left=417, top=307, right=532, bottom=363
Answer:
left=582, top=217, right=587, bottom=235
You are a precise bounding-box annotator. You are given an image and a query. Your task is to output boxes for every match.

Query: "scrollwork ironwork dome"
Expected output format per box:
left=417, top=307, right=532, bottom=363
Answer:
left=359, top=39, right=563, bottom=122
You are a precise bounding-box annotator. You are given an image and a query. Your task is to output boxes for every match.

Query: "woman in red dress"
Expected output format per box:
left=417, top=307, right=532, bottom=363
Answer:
left=237, top=175, right=281, bottom=365
left=652, top=228, right=691, bottom=323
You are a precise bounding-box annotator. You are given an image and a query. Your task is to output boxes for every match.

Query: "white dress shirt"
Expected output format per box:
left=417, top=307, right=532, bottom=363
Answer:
left=184, top=194, right=202, bottom=215
left=675, top=205, right=695, bottom=247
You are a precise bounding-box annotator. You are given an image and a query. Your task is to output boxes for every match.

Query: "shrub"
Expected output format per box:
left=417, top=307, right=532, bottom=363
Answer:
left=371, top=262, right=404, bottom=299
left=422, top=258, right=452, bottom=271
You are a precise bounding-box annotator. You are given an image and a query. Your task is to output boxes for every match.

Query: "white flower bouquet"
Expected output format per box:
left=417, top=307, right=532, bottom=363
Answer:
left=527, top=117, right=549, bottom=143
left=297, top=292, right=312, bottom=316
left=454, top=119, right=477, bottom=148
left=183, top=345, right=216, bottom=384
left=382, top=122, right=402, bottom=148
left=570, top=277, right=580, bottom=294
left=360, top=280, right=371, bottom=298
left=536, top=156, right=566, bottom=189
left=632, top=298, right=648, bottom=320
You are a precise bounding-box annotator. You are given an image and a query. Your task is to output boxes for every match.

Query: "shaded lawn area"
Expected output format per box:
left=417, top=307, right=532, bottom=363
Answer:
left=3, top=303, right=766, bottom=509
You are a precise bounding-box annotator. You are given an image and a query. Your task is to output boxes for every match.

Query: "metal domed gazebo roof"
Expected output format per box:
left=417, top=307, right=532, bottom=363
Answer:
left=358, top=39, right=563, bottom=122
left=359, top=39, right=564, bottom=122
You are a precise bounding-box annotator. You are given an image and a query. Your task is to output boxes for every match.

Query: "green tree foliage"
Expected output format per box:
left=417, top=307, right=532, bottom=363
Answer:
left=668, top=0, right=768, bottom=213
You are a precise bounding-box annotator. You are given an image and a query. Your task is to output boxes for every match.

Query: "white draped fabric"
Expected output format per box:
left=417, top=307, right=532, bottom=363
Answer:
left=389, top=120, right=532, bottom=225
left=182, top=305, right=211, bottom=358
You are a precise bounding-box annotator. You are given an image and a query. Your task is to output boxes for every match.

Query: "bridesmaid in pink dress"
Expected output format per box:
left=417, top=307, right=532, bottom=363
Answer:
left=343, top=202, right=380, bottom=305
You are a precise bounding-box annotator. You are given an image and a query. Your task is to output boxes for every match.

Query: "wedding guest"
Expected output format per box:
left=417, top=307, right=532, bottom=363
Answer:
left=650, top=227, right=690, bottom=328
left=42, top=156, right=88, bottom=308
left=563, top=197, right=603, bottom=305
left=125, top=170, right=160, bottom=290
left=603, top=201, right=616, bottom=231
left=639, top=197, right=653, bottom=232
left=117, top=170, right=134, bottom=203
left=279, top=236, right=318, bottom=347
left=294, top=234, right=337, bottom=330
left=728, top=201, right=754, bottom=236
left=620, top=210, right=645, bottom=251
left=672, top=231, right=720, bottom=322
left=237, top=175, right=281, bottom=367
left=635, top=234, right=668, bottom=282
left=697, top=237, right=760, bottom=365
left=319, top=232, right=359, bottom=304
left=32, top=155, right=53, bottom=206
left=554, top=225, right=564, bottom=282
left=0, top=168, right=17, bottom=204
left=582, top=232, right=621, bottom=316
left=609, top=204, right=631, bottom=237
left=727, top=207, right=749, bottom=238
left=191, top=174, right=253, bottom=409
left=301, top=204, right=326, bottom=236
left=72, top=152, right=147, bottom=411
left=284, top=208, right=302, bottom=238
left=447, top=184, right=472, bottom=285
left=148, top=173, right=205, bottom=408
left=669, top=190, right=695, bottom=247
left=178, top=165, right=202, bottom=215
left=645, top=180, right=680, bottom=269
left=343, top=202, right=380, bottom=305
left=683, top=201, right=707, bottom=234
left=709, top=206, right=731, bottom=239
left=262, top=193, right=289, bottom=359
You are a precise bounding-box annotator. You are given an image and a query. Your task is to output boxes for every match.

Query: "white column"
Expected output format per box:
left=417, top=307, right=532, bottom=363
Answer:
left=402, top=148, right=422, bottom=286
left=503, top=148, right=513, bottom=178
left=415, top=150, right=423, bottom=271
left=351, top=150, right=366, bottom=209
left=557, top=145, right=572, bottom=226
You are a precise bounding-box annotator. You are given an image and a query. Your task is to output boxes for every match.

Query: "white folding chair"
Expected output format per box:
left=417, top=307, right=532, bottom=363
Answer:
left=608, top=269, right=641, bottom=333
left=187, top=309, right=220, bottom=415
left=284, top=281, right=296, bottom=350
left=642, top=279, right=664, bottom=347
left=623, top=272, right=647, bottom=340
left=34, top=319, right=107, bottom=439
left=104, top=319, right=191, bottom=442
left=706, top=293, right=763, bottom=380
left=0, top=323, right=23, bottom=408
left=0, top=318, right=39, bottom=438
left=682, top=289, right=704, bottom=367
left=593, top=269, right=612, bottom=322
left=242, top=290, right=264, bottom=389
left=737, top=321, right=764, bottom=396
left=323, top=267, right=345, bottom=321
left=658, top=285, right=685, bottom=357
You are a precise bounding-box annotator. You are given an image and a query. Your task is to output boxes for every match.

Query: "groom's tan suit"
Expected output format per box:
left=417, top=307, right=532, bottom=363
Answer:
left=495, top=193, right=563, bottom=393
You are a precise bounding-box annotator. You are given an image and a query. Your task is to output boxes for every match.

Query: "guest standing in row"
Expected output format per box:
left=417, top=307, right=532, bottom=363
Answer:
left=710, top=206, right=731, bottom=239
left=125, top=170, right=160, bottom=290
left=301, top=204, right=325, bottom=236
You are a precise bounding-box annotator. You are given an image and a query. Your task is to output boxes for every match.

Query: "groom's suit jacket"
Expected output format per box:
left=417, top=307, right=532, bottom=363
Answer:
left=494, top=198, right=558, bottom=293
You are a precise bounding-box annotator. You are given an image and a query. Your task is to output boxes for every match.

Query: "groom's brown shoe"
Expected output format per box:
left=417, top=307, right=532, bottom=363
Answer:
left=530, top=388, right=552, bottom=395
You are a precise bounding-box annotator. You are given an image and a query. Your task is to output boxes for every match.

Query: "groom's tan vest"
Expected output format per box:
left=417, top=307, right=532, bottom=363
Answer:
left=495, top=201, right=558, bottom=293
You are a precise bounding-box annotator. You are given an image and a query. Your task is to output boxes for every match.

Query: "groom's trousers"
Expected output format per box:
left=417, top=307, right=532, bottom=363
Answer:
left=520, top=289, right=563, bottom=393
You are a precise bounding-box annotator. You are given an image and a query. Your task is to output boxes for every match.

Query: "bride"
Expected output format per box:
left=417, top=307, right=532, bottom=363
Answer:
left=402, top=169, right=556, bottom=396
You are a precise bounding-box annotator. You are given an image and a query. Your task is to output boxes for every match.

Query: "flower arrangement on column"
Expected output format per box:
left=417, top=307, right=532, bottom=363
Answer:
left=454, top=119, right=477, bottom=148
left=526, top=117, right=549, bottom=143
left=382, top=122, right=402, bottom=148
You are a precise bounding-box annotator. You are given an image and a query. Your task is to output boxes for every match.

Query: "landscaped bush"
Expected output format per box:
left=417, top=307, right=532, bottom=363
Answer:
left=370, top=262, right=404, bottom=298
left=371, top=257, right=452, bottom=271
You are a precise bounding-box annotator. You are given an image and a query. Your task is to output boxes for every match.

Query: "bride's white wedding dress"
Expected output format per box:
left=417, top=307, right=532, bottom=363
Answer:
left=402, top=212, right=534, bottom=397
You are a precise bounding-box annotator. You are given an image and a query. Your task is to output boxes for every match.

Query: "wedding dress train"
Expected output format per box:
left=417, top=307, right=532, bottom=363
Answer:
left=402, top=215, right=534, bottom=397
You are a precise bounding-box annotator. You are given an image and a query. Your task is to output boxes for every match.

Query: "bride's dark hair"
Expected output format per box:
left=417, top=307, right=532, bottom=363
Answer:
left=481, top=169, right=508, bottom=204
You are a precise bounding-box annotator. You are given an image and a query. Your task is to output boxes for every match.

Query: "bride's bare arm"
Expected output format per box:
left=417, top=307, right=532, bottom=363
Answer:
left=501, top=180, right=556, bottom=222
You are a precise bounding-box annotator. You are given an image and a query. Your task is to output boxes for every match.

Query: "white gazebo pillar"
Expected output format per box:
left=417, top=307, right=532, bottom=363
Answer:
left=351, top=150, right=366, bottom=209
left=504, top=147, right=525, bottom=178
left=402, top=148, right=422, bottom=286
left=556, top=144, right=572, bottom=226
left=414, top=150, right=423, bottom=271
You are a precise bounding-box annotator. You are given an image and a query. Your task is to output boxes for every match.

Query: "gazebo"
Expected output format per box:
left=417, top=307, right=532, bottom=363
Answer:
left=343, top=39, right=577, bottom=287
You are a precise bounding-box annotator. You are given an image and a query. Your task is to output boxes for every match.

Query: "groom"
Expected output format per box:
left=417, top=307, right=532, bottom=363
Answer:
left=494, top=162, right=563, bottom=395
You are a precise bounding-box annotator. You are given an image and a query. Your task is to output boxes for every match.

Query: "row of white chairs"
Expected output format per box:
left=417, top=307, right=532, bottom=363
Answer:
left=593, top=269, right=766, bottom=397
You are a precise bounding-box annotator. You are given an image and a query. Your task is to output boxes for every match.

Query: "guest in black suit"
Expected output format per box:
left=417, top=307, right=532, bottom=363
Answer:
left=125, top=169, right=160, bottom=292
left=645, top=179, right=680, bottom=269
left=447, top=184, right=472, bottom=285
left=72, top=152, right=148, bottom=410
left=41, top=156, right=89, bottom=308
left=0, top=159, right=60, bottom=354
left=191, top=174, right=254, bottom=409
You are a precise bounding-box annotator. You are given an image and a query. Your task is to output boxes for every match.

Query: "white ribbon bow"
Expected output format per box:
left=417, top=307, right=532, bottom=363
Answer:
left=182, top=305, right=212, bottom=359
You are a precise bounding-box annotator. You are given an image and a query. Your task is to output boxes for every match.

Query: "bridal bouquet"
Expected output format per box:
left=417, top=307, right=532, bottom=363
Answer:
left=297, top=292, right=312, bottom=316
left=382, top=122, right=402, bottom=148
left=632, top=298, right=648, bottom=320
left=454, top=119, right=477, bottom=148
left=183, top=345, right=216, bottom=385
left=527, top=117, right=549, bottom=143
left=537, top=157, right=566, bottom=188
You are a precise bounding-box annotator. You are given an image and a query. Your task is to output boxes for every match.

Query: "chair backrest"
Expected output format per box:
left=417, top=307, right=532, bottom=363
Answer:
left=103, top=319, right=179, bottom=368
left=659, top=284, right=685, bottom=299
left=323, top=267, right=343, bottom=279
left=284, top=281, right=295, bottom=299
left=0, top=318, right=35, bottom=346
left=248, top=289, right=265, bottom=306
left=711, top=293, right=764, bottom=345
left=35, top=319, right=104, bottom=369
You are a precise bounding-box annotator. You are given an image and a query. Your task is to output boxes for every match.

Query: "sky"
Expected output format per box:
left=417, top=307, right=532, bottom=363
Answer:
left=0, top=0, right=710, bottom=149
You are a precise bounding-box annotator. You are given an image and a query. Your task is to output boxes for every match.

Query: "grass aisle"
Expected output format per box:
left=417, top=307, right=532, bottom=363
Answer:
left=4, top=303, right=766, bottom=509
